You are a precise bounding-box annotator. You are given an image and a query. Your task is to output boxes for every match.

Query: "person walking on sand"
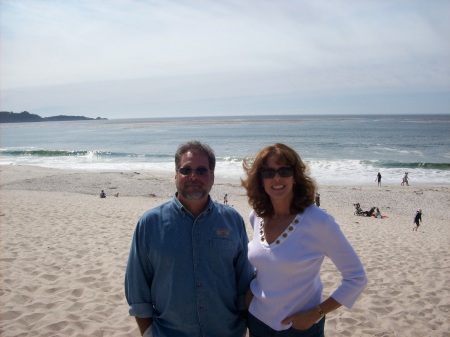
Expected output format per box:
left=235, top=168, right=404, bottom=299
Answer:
left=125, top=140, right=254, bottom=337
left=241, top=143, right=367, bottom=337
left=413, top=209, right=422, bottom=231
left=224, top=193, right=228, bottom=204
left=376, top=172, right=382, bottom=186
left=401, top=172, right=409, bottom=186
left=315, top=193, right=321, bottom=207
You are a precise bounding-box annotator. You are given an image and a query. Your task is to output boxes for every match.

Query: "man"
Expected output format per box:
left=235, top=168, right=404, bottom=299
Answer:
left=413, top=209, right=422, bottom=231
left=376, top=172, right=382, bottom=186
left=125, top=140, right=254, bottom=337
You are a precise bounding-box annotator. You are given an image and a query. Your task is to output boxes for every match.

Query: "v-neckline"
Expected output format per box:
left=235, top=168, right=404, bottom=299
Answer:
left=259, top=214, right=302, bottom=248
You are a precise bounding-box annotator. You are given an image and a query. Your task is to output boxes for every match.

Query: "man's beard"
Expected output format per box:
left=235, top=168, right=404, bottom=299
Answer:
left=178, top=183, right=208, bottom=200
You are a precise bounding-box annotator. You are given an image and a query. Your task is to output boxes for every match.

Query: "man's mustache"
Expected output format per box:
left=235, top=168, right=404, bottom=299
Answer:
left=185, top=182, right=204, bottom=187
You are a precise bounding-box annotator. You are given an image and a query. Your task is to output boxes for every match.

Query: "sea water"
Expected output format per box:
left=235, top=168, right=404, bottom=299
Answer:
left=1, top=115, right=449, bottom=185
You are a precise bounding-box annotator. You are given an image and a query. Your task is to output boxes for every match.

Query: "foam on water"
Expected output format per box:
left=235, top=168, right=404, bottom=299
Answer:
left=2, top=155, right=448, bottom=185
left=308, top=160, right=449, bottom=185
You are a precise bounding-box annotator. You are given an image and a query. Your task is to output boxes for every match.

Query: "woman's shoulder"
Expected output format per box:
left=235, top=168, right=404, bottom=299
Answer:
left=249, top=209, right=261, bottom=229
left=304, top=204, right=329, bottom=218
left=302, top=204, right=337, bottom=228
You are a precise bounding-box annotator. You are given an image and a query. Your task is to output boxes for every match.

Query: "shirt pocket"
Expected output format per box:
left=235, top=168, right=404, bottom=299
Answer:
left=208, top=238, right=239, bottom=266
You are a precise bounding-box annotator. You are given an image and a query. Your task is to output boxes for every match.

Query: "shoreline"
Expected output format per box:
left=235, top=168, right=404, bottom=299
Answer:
left=1, top=161, right=449, bottom=187
left=2, top=163, right=449, bottom=189
left=1, top=165, right=449, bottom=336
left=1, top=164, right=449, bottom=220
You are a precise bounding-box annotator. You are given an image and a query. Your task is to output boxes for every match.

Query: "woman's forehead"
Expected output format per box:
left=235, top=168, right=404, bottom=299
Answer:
left=264, top=155, right=288, bottom=166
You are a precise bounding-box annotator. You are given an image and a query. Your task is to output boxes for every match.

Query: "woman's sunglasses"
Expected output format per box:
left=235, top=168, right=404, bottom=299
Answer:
left=260, top=166, right=294, bottom=179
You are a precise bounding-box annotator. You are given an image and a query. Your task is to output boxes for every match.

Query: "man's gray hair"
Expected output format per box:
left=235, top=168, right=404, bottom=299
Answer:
left=175, top=140, right=216, bottom=171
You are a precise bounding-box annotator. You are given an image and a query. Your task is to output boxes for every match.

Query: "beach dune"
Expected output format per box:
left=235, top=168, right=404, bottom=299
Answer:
left=1, top=165, right=449, bottom=336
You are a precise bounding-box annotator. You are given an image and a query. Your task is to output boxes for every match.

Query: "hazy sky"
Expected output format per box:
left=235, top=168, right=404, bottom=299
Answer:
left=1, top=0, right=449, bottom=119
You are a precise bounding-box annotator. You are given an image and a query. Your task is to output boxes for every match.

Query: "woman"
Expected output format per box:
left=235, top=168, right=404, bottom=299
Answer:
left=241, top=143, right=367, bottom=337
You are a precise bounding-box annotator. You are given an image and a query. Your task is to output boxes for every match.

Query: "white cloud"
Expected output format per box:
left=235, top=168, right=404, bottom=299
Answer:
left=1, top=0, right=449, bottom=117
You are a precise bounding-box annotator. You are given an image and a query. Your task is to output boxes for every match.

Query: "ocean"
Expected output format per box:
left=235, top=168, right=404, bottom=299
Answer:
left=1, top=114, right=449, bottom=185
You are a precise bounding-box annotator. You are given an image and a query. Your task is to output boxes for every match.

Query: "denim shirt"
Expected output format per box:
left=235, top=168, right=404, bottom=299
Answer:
left=125, top=195, right=254, bottom=337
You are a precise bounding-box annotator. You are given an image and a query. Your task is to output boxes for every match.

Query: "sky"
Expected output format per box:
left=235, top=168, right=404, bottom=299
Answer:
left=1, top=0, right=449, bottom=119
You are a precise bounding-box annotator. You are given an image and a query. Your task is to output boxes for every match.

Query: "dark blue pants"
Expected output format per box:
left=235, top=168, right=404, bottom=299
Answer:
left=248, top=312, right=325, bottom=337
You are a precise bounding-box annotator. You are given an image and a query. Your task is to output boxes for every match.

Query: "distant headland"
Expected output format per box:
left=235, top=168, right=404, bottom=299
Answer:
left=0, top=111, right=108, bottom=123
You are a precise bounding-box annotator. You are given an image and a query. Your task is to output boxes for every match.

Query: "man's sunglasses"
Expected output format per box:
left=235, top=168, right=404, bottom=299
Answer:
left=260, top=166, right=294, bottom=179
left=178, top=166, right=211, bottom=176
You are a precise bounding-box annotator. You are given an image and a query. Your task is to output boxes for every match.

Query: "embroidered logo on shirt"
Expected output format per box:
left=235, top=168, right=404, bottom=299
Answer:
left=215, top=228, right=230, bottom=238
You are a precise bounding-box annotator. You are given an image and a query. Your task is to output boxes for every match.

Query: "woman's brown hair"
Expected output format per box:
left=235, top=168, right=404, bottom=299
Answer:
left=241, top=143, right=316, bottom=218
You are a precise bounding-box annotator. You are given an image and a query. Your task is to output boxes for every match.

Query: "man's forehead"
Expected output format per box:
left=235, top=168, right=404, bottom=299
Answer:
left=181, top=151, right=208, bottom=162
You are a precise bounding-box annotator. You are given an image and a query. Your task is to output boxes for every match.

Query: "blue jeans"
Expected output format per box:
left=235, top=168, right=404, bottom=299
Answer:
left=248, top=312, right=325, bottom=337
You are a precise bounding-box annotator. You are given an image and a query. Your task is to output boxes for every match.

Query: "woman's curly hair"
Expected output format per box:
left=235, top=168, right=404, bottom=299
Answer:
left=241, top=143, right=316, bottom=218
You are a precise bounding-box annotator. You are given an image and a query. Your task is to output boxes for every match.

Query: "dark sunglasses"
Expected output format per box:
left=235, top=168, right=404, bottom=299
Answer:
left=260, top=166, right=294, bottom=179
left=178, top=166, right=211, bottom=176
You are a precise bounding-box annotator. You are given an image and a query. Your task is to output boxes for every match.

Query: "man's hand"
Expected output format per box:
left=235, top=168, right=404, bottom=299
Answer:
left=135, top=317, right=153, bottom=336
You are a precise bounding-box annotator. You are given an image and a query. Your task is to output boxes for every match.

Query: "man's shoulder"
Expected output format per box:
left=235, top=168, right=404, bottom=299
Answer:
left=213, top=201, right=241, bottom=214
left=212, top=201, right=246, bottom=224
left=141, top=199, right=175, bottom=218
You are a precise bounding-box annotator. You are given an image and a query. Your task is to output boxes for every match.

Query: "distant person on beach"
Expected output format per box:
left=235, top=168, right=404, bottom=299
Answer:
left=241, top=143, right=367, bottom=337
left=413, top=209, right=422, bottom=231
left=125, top=140, right=254, bottom=337
left=100, top=190, right=106, bottom=198
left=374, top=207, right=382, bottom=218
left=401, top=172, right=409, bottom=186
left=365, top=207, right=376, bottom=217
left=224, top=193, right=228, bottom=204
left=354, top=203, right=365, bottom=216
left=376, top=172, right=382, bottom=186
left=315, top=193, right=321, bottom=207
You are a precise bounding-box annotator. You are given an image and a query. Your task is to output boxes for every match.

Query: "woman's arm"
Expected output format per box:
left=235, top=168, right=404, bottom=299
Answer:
left=281, top=297, right=341, bottom=330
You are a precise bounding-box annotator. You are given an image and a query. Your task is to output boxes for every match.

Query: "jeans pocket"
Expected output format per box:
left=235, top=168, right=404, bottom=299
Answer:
left=288, top=317, right=325, bottom=337
left=247, top=313, right=273, bottom=337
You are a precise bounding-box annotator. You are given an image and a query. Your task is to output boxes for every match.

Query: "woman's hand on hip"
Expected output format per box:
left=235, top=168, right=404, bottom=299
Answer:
left=281, top=308, right=318, bottom=331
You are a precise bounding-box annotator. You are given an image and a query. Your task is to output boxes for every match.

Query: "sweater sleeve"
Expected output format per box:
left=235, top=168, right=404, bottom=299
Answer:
left=320, top=214, right=368, bottom=309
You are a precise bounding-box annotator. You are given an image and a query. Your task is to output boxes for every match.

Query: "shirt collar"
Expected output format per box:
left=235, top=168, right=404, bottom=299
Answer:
left=172, top=193, right=213, bottom=218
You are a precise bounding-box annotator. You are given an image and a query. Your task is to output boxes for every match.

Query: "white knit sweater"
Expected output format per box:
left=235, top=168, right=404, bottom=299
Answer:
left=248, top=205, right=367, bottom=331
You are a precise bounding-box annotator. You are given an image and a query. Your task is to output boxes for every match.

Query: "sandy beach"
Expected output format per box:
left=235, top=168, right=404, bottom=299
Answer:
left=1, top=165, right=449, bottom=337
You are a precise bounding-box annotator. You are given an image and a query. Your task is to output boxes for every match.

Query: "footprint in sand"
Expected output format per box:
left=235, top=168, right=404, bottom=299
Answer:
left=1, top=310, right=21, bottom=320
left=70, top=288, right=84, bottom=298
left=40, top=273, right=59, bottom=282
left=23, top=312, right=46, bottom=324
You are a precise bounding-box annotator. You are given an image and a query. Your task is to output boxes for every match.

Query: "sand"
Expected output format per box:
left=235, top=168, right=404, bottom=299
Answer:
left=1, top=165, right=449, bottom=337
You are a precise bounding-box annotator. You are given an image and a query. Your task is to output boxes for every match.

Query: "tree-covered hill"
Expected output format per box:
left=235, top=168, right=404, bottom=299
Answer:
left=0, top=111, right=107, bottom=123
